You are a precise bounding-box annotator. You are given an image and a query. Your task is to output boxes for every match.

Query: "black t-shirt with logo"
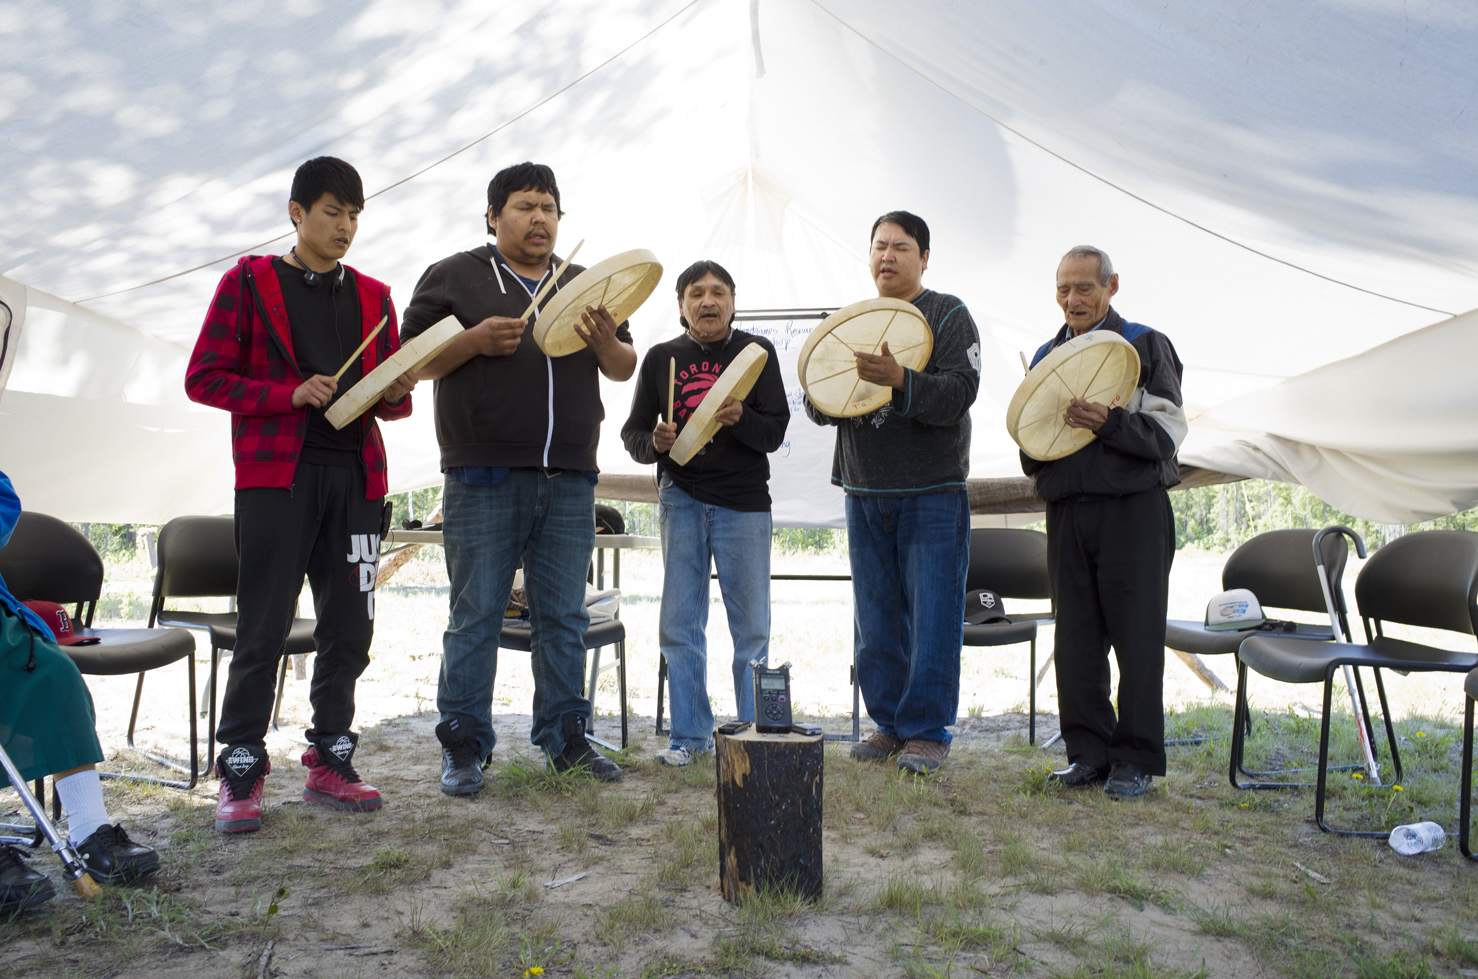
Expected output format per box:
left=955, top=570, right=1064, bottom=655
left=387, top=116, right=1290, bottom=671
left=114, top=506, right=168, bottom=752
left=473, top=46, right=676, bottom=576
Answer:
left=273, top=256, right=363, bottom=467
left=620, top=328, right=789, bottom=512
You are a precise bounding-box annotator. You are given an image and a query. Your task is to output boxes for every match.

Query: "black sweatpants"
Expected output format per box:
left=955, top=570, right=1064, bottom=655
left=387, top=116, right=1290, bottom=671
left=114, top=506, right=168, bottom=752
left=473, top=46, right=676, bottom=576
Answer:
left=217, top=464, right=386, bottom=748
left=1046, top=487, right=1174, bottom=776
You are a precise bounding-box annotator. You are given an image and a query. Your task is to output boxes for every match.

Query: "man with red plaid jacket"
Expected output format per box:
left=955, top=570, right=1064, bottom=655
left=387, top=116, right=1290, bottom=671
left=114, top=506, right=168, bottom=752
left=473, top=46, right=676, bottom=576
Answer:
left=186, top=157, right=416, bottom=835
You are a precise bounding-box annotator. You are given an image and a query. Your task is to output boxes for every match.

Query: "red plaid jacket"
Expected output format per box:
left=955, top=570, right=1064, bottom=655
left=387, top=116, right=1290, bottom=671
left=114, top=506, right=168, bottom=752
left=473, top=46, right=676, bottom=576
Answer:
left=185, top=256, right=412, bottom=499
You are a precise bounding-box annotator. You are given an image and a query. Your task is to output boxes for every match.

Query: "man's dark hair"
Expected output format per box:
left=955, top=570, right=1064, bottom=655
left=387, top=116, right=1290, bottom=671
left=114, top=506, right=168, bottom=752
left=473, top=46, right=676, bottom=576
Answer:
left=486, top=162, right=563, bottom=234
left=869, top=210, right=930, bottom=254
left=675, top=260, right=737, bottom=330
left=290, top=157, right=364, bottom=227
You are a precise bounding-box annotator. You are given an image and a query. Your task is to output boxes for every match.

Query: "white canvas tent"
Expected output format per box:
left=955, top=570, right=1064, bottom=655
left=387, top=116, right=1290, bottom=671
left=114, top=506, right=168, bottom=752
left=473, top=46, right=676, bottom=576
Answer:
left=4, top=0, right=1477, bottom=525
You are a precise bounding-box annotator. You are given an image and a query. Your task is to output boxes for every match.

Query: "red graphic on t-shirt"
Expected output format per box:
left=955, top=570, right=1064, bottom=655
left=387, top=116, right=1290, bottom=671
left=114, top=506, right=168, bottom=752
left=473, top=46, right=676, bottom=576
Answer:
left=675, top=359, right=725, bottom=422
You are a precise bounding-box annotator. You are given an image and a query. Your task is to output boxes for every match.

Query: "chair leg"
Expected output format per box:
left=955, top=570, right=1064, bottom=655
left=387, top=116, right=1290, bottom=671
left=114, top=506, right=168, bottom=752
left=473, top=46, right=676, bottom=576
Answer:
left=1461, top=696, right=1476, bottom=861
left=1369, top=668, right=1403, bottom=785
left=207, top=646, right=221, bottom=770
left=587, top=646, right=602, bottom=703
left=1028, top=636, right=1037, bottom=746
left=107, top=656, right=199, bottom=790
left=271, top=655, right=289, bottom=733
left=618, top=639, right=628, bottom=751
left=1313, top=671, right=1400, bottom=837
left=655, top=655, right=668, bottom=737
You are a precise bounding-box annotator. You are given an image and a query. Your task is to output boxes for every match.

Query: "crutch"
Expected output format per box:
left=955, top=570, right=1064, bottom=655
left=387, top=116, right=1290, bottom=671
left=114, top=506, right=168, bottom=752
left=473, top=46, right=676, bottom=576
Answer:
left=0, top=744, right=102, bottom=899
left=1311, top=526, right=1379, bottom=783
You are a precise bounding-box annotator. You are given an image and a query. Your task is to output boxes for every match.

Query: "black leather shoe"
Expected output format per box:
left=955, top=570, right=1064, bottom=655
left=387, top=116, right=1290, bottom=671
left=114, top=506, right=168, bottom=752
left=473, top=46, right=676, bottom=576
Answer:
left=548, top=713, right=622, bottom=782
left=0, top=845, right=54, bottom=914
left=76, top=824, right=160, bottom=884
left=1103, top=763, right=1151, bottom=800
left=436, top=713, right=485, bottom=797
left=1047, top=762, right=1109, bottom=788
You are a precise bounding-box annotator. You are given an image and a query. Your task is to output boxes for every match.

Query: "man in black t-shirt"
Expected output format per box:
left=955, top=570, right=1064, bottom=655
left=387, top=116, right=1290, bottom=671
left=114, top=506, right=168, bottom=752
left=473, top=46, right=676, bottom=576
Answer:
left=186, top=157, right=416, bottom=835
left=621, top=261, right=788, bottom=765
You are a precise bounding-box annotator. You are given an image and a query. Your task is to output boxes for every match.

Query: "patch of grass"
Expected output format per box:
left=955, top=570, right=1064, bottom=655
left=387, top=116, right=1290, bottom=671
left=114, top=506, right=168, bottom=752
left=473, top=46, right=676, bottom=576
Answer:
left=651, top=815, right=715, bottom=886
left=411, top=892, right=517, bottom=979
left=953, top=830, right=987, bottom=879
left=1188, top=900, right=1249, bottom=938
left=870, top=871, right=937, bottom=917
left=592, top=893, right=673, bottom=951
left=558, top=818, right=590, bottom=853
left=595, top=788, right=659, bottom=828
left=492, top=755, right=592, bottom=797
left=1433, top=927, right=1478, bottom=966
left=737, top=880, right=827, bottom=926
left=1143, top=839, right=1208, bottom=876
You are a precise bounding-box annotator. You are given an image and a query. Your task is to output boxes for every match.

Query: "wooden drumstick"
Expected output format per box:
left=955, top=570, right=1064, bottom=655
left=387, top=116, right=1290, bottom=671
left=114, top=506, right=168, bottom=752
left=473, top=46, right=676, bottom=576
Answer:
left=1019, top=351, right=1030, bottom=375
left=667, top=357, right=676, bottom=424
left=519, top=239, right=585, bottom=321
left=334, top=316, right=388, bottom=381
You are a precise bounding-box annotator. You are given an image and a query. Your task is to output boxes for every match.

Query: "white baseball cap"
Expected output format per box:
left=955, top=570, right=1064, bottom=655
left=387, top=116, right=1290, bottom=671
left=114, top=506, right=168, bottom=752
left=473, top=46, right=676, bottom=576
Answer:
left=1204, top=588, right=1267, bottom=632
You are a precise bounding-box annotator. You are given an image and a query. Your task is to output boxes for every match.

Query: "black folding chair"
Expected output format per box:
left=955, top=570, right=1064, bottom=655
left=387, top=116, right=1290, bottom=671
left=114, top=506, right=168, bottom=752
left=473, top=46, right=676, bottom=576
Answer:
left=0, top=513, right=198, bottom=789
left=1166, top=529, right=1350, bottom=752
left=961, top=528, right=1055, bottom=744
left=1232, top=529, right=1478, bottom=836
left=148, top=516, right=317, bottom=766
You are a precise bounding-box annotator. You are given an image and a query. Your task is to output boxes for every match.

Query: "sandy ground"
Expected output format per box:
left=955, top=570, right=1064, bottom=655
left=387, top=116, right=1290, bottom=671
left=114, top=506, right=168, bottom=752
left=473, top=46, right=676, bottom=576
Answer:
left=3, top=543, right=1477, bottom=978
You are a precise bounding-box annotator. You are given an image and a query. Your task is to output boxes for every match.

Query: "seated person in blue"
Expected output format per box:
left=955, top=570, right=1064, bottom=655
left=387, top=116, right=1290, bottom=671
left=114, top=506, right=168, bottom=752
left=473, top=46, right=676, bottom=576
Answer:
left=0, top=472, right=159, bottom=913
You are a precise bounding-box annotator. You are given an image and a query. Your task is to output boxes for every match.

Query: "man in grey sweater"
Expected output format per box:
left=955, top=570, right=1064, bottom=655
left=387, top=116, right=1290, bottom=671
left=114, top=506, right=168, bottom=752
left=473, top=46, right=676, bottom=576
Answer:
left=804, top=211, right=981, bottom=774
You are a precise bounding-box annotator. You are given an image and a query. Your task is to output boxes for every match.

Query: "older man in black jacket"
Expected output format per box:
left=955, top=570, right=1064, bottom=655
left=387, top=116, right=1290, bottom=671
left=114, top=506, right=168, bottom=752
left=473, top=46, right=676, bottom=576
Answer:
left=1023, top=245, right=1185, bottom=800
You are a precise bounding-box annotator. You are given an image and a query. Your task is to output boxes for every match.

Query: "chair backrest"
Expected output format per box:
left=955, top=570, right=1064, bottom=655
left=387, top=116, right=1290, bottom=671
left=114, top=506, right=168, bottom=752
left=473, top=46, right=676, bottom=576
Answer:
left=594, top=504, right=625, bottom=535
left=1222, top=528, right=1349, bottom=615
left=0, top=512, right=104, bottom=605
left=965, top=528, right=1050, bottom=601
left=153, top=516, right=238, bottom=602
left=1355, top=530, right=1478, bottom=638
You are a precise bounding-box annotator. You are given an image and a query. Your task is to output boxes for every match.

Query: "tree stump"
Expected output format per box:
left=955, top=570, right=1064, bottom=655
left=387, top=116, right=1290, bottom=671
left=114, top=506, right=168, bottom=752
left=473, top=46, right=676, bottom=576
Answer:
left=715, top=729, right=823, bottom=903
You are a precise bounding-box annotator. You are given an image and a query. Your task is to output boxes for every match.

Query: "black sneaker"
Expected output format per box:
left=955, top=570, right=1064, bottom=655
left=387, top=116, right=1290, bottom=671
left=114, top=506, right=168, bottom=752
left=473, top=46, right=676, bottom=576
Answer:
left=75, top=824, right=160, bottom=885
left=547, top=713, right=622, bottom=782
left=0, top=845, right=54, bottom=914
left=1047, top=762, right=1110, bottom=789
left=1103, top=763, right=1151, bottom=800
left=436, top=713, right=485, bottom=797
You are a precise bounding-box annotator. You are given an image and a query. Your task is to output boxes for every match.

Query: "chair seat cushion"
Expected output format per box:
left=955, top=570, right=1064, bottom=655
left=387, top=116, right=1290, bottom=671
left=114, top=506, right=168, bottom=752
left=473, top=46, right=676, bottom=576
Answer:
left=499, top=616, right=626, bottom=653
left=1166, top=619, right=1333, bottom=656
left=155, top=612, right=316, bottom=656
left=962, top=620, right=1038, bottom=646
left=1467, top=667, right=1478, bottom=702
left=67, top=628, right=195, bottom=676
left=1239, top=634, right=1478, bottom=685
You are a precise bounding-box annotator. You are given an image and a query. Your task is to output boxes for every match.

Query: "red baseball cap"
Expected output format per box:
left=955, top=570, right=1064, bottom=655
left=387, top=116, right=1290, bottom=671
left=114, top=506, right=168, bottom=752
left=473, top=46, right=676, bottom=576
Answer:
left=22, top=600, right=100, bottom=646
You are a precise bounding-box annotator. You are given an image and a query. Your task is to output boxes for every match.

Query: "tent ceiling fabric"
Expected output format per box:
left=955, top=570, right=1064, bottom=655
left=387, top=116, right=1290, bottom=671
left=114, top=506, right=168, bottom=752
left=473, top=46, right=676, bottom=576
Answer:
left=3, top=0, right=1476, bottom=524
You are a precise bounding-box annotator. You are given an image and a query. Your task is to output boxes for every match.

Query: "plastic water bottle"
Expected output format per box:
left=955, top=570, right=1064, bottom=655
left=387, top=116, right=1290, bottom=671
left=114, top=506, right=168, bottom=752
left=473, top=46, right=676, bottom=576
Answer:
left=1388, top=821, right=1447, bottom=855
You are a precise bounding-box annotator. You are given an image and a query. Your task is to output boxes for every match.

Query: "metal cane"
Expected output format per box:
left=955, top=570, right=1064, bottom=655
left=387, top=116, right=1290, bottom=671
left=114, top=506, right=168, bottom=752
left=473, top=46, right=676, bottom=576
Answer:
left=1311, top=526, right=1378, bottom=783
left=0, top=743, right=102, bottom=899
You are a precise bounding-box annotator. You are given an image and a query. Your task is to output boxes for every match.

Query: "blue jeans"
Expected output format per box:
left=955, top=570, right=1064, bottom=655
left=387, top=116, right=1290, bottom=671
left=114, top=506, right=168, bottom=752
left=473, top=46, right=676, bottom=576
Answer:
left=437, top=470, right=595, bottom=758
left=658, top=478, right=771, bottom=753
left=846, top=491, right=969, bottom=744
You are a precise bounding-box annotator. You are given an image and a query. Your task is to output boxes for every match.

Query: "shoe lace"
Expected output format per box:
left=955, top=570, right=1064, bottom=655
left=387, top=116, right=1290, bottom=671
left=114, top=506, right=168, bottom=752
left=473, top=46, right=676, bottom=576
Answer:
left=223, top=768, right=265, bottom=802
left=0, top=845, right=24, bottom=872
left=445, top=736, right=481, bottom=772
left=314, top=748, right=361, bottom=784
left=89, top=824, right=121, bottom=850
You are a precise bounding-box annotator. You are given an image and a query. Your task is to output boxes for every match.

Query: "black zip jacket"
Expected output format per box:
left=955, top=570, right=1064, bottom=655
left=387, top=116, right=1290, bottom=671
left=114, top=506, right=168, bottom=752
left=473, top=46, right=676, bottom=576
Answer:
left=400, top=244, right=632, bottom=472
left=1020, top=307, right=1186, bottom=501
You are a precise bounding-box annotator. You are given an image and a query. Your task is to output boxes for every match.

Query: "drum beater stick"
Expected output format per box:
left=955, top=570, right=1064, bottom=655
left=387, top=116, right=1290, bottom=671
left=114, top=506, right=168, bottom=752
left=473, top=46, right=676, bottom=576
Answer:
left=332, top=316, right=389, bottom=381
left=0, top=743, right=102, bottom=898
left=667, top=357, right=676, bottom=424
left=519, top=239, right=585, bottom=322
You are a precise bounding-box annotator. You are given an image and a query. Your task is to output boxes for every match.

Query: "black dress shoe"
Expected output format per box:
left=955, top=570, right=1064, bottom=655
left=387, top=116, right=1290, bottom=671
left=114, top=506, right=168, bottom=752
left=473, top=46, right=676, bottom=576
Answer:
left=76, top=824, right=160, bottom=884
left=1047, top=762, right=1109, bottom=788
left=0, top=845, right=54, bottom=913
left=1103, top=763, right=1151, bottom=800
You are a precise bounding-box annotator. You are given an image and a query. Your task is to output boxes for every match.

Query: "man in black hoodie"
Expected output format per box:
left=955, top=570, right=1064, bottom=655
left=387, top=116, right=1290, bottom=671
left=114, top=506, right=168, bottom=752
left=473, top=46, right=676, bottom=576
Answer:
left=1023, top=246, right=1186, bottom=801
left=401, top=162, right=636, bottom=794
left=621, top=261, right=788, bottom=766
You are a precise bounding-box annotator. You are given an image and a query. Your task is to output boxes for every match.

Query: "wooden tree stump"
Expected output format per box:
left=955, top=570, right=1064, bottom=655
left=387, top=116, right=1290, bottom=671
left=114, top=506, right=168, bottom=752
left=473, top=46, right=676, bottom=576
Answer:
left=715, top=729, right=823, bottom=903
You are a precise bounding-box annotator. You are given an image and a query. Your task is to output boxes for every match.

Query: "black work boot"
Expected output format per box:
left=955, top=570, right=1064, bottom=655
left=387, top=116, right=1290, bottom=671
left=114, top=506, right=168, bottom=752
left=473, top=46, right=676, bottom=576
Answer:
left=547, top=713, right=622, bottom=782
left=436, top=713, right=485, bottom=797
left=0, top=845, right=54, bottom=914
left=75, top=824, right=160, bottom=884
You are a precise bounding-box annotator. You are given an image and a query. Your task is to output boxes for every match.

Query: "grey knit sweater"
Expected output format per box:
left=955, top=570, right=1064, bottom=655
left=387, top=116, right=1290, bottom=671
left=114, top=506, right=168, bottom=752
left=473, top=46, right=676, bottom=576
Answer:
left=803, top=289, right=980, bottom=495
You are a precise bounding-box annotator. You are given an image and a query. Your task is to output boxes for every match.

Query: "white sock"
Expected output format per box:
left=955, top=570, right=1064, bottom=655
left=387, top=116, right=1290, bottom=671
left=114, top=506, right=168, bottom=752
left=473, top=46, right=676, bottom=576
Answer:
left=55, top=769, right=111, bottom=844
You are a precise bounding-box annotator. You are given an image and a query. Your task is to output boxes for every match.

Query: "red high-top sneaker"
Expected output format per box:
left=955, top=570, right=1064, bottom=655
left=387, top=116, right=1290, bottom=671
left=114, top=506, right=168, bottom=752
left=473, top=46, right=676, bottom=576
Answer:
left=215, top=745, right=269, bottom=833
left=301, top=733, right=382, bottom=812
